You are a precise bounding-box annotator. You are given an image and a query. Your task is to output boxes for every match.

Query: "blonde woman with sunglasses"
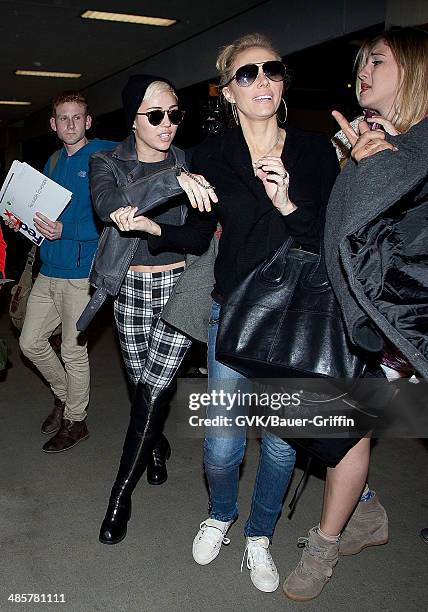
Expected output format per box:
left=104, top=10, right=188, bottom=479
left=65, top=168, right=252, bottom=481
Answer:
left=139, top=33, right=341, bottom=593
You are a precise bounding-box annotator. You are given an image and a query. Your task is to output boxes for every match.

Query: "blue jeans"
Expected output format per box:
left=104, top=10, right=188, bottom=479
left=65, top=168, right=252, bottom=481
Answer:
left=204, top=301, right=296, bottom=538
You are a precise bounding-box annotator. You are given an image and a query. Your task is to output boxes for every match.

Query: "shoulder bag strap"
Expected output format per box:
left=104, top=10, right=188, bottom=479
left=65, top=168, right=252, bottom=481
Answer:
left=25, top=244, right=37, bottom=271
left=48, top=149, right=61, bottom=177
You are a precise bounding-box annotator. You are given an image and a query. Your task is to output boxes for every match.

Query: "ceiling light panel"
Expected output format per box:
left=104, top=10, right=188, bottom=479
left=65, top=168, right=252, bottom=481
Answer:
left=81, top=10, right=176, bottom=27
left=15, top=70, right=82, bottom=78
left=0, top=100, right=31, bottom=106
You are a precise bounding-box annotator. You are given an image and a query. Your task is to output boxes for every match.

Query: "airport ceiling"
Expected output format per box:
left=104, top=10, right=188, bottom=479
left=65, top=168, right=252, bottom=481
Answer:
left=0, top=0, right=264, bottom=125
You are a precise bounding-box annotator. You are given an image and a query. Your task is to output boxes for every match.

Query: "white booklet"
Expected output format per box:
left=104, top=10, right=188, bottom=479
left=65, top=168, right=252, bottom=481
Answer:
left=0, top=160, right=72, bottom=245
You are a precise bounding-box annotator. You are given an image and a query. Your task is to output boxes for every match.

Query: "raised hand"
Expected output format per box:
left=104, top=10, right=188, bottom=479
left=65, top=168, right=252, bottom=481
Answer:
left=365, top=115, right=400, bottom=136
left=110, top=206, right=161, bottom=236
left=332, top=110, right=398, bottom=162
left=254, top=156, right=297, bottom=216
left=177, top=172, right=218, bottom=212
left=332, top=110, right=360, bottom=147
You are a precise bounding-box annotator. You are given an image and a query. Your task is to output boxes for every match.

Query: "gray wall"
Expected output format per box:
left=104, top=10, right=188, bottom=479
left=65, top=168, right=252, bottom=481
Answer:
left=386, top=0, right=428, bottom=27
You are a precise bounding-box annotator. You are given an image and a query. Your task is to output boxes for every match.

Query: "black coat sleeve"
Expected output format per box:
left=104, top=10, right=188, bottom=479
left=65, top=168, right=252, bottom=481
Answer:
left=147, top=142, right=218, bottom=256
left=278, top=135, right=340, bottom=250
left=319, top=138, right=341, bottom=223
left=147, top=207, right=217, bottom=256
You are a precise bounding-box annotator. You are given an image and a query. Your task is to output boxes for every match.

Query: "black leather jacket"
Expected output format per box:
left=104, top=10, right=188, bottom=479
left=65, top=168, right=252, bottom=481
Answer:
left=77, top=135, right=187, bottom=331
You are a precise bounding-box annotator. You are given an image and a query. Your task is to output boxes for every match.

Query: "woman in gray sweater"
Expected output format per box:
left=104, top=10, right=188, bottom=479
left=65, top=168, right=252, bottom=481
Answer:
left=285, top=26, right=428, bottom=602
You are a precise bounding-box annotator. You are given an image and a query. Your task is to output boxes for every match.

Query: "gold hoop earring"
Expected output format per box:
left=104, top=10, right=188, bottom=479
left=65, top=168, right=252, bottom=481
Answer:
left=277, top=98, right=288, bottom=125
left=231, top=103, right=239, bottom=126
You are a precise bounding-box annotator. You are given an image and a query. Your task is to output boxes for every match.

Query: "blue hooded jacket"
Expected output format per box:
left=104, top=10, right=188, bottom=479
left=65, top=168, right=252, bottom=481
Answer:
left=40, top=138, right=115, bottom=278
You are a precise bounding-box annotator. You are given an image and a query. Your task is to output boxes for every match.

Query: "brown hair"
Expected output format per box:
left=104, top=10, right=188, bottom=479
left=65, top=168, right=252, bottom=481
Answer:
left=356, top=27, right=428, bottom=132
left=52, top=91, right=89, bottom=116
left=216, top=32, right=282, bottom=87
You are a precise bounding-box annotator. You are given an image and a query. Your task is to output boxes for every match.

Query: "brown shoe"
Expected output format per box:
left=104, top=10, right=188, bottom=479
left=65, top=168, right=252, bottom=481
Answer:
left=339, top=492, right=388, bottom=555
left=41, top=396, right=66, bottom=435
left=42, top=419, right=89, bottom=453
left=283, top=527, right=339, bottom=602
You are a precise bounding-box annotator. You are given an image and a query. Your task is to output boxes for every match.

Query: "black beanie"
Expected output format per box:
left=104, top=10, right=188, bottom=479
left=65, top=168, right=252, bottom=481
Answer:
left=122, top=74, right=176, bottom=132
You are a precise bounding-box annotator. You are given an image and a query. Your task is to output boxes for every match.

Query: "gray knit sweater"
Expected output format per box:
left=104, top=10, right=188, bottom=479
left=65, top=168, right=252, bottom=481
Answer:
left=324, top=117, right=428, bottom=378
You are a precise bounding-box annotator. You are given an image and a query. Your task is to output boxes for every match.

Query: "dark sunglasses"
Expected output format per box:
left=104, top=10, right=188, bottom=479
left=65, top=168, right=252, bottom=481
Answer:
left=224, top=61, right=286, bottom=87
left=135, top=108, right=185, bottom=126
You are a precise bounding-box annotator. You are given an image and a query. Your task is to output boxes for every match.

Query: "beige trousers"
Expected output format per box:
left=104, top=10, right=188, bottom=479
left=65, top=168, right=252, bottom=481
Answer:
left=20, top=274, right=91, bottom=421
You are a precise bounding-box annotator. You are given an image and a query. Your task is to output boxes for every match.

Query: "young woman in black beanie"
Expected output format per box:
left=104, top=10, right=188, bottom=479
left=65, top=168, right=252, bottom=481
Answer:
left=88, top=75, right=217, bottom=545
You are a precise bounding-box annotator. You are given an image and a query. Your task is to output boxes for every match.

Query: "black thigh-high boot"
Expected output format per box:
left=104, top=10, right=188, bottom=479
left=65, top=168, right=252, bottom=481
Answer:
left=146, top=379, right=176, bottom=485
left=99, top=382, right=170, bottom=544
left=147, top=433, right=171, bottom=485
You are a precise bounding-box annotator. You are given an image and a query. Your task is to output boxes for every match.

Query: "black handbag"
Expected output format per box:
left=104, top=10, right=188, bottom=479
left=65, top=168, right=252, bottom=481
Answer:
left=216, top=238, right=366, bottom=380
left=216, top=239, right=369, bottom=468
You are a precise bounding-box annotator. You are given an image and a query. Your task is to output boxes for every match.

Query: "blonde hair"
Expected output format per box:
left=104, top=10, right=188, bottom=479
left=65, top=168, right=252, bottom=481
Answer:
left=216, top=32, right=282, bottom=87
left=143, top=80, right=178, bottom=102
left=356, top=27, right=428, bottom=132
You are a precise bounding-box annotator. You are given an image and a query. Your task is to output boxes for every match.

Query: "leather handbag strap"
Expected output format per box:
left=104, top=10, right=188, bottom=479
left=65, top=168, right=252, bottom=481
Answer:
left=305, top=240, right=329, bottom=288
left=258, top=236, right=294, bottom=284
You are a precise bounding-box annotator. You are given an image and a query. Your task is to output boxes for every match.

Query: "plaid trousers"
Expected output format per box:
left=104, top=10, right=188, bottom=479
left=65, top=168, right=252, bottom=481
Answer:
left=114, top=268, right=192, bottom=398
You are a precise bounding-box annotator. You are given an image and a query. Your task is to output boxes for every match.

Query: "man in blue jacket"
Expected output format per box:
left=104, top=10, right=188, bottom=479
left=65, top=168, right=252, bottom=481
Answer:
left=19, top=91, right=115, bottom=453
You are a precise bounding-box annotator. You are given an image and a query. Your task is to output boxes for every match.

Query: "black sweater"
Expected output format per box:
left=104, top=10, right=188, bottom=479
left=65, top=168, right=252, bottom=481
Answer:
left=149, top=126, right=339, bottom=299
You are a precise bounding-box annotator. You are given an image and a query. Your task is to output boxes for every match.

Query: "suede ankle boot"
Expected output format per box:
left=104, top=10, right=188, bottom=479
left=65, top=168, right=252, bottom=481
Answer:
left=283, top=526, right=339, bottom=602
left=339, top=492, right=388, bottom=555
left=99, top=383, right=170, bottom=545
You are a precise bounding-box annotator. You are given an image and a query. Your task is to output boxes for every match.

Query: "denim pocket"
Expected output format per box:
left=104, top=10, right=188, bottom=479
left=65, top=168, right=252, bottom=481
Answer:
left=208, top=301, right=221, bottom=326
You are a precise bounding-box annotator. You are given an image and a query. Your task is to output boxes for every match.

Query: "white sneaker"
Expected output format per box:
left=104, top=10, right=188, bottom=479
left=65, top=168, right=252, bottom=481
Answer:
left=241, top=536, right=279, bottom=593
left=192, top=518, right=232, bottom=565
